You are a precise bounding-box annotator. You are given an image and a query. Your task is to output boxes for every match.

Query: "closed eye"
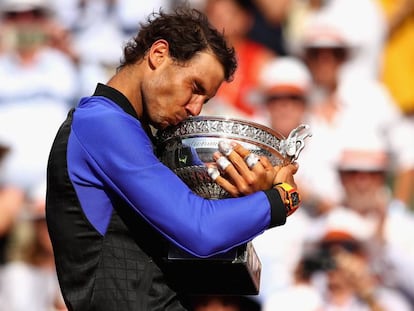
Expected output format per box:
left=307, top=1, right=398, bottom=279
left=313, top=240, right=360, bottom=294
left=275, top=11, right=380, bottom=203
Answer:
left=193, top=82, right=211, bottom=104
left=193, top=82, right=206, bottom=95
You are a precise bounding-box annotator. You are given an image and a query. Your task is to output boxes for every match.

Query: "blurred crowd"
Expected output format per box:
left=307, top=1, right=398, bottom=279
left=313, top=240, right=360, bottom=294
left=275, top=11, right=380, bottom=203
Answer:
left=0, top=0, right=413, bottom=310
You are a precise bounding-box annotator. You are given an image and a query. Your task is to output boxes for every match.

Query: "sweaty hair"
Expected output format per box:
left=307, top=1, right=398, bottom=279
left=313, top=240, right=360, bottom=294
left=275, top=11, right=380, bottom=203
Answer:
left=118, top=6, right=237, bottom=82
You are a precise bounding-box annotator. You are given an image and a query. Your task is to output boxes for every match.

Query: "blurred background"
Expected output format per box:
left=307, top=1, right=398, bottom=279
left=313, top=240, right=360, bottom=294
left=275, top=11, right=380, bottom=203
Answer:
left=0, top=0, right=413, bottom=310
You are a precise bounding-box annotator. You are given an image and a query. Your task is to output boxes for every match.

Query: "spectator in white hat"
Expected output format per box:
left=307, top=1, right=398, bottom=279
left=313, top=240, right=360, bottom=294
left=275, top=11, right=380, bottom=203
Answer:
left=336, top=133, right=392, bottom=217
left=259, top=56, right=312, bottom=137
left=288, top=0, right=386, bottom=81
left=334, top=134, right=414, bottom=306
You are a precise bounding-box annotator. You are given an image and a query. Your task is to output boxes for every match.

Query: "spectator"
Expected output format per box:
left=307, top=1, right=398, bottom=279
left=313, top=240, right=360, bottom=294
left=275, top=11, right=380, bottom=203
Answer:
left=283, top=0, right=326, bottom=56
left=262, top=256, right=323, bottom=311
left=259, top=56, right=312, bottom=137
left=326, top=0, right=387, bottom=81
left=0, top=181, right=66, bottom=311
left=304, top=207, right=412, bottom=311
left=201, top=0, right=275, bottom=123
left=334, top=134, right=414, bottom=305
left=288, top=0, right=387, bottom=80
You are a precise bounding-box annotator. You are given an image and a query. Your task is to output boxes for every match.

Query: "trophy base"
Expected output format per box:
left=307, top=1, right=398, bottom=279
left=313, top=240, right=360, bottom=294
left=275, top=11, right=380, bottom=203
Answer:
left=164, top=242, right=261, bottom=295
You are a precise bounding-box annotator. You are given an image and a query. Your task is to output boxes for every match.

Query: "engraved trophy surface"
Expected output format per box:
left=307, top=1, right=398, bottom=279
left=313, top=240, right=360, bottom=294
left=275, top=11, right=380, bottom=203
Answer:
left=156, top=116, right=311, bottom=295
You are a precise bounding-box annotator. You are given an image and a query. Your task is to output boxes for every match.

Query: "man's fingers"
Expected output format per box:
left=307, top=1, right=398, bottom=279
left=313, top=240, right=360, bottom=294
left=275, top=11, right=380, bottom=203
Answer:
left=258, top=156, right=272, bottom=170
left=231, top=143, right=250, bottom=158
left=211, top=153, right=248, bottom=191
left=216, top=155, right=231, bottom=171
left=207, top=166, right=240, bottom=197
left=232, top=144, right=264, bottom=172
left=274, top=163, right=299, bottom=186
left=213, top=144, right=265, bottom=194
left=212, top=141, right=298, bottom=194
left=289, top=162, right=299, bottom=174
left=273, top=164, right=281, bottom=176
left=214, top=176, right=240, bottom=197
left=219, top=142, right=265, bottom=174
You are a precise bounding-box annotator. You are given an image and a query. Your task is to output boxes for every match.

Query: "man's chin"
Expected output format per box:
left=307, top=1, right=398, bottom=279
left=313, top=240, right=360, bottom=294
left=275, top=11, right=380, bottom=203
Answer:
left=155, top=121, right=172, bottom=130
left=155, top=117, right=187, bottom=130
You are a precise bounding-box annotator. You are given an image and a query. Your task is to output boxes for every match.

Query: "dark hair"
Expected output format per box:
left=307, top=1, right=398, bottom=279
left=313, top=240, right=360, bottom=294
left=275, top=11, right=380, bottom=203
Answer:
left=118, top=6, right=237, bottom=82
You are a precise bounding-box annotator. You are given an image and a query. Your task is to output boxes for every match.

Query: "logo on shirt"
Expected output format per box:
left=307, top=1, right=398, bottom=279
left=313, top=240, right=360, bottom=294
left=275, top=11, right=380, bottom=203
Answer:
left=178, top=155, right=188, bottom=164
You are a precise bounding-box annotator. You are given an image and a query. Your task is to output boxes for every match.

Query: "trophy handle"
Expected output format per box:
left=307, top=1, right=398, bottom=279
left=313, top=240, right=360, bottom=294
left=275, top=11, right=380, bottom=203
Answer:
left=280, top=124, right=312, bottom=163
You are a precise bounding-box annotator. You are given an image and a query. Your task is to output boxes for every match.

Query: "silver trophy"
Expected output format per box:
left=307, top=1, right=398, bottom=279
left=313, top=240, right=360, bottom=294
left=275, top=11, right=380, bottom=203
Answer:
left=156, top=116, right=311, bottom=295
left=157, top=116, right=311, bottom=199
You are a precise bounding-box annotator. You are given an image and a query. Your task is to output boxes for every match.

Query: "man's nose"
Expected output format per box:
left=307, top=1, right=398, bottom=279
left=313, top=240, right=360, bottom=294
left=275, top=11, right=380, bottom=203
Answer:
left=186, top=95, right=205, bottom=116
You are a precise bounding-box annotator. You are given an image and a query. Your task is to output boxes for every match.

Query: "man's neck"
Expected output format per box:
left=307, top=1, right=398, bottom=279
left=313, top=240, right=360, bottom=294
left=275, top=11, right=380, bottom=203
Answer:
left=107, top=65, right=144, bottom=118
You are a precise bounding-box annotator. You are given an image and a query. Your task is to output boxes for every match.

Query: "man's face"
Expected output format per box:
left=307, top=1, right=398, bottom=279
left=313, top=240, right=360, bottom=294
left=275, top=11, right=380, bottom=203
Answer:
left=2, top=8, right=48, bottom=52
left=265, top=93, right=307, bottom=137
left=339, top=169, right=387, bottom=214
left=142, top=51, right=225, bottom=129
left=304, top=47, right=348, bottom=89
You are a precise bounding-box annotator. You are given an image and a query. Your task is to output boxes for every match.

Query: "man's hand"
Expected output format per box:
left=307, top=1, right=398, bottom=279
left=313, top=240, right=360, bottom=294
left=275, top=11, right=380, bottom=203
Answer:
left=208, top=141, right=298, bottom=197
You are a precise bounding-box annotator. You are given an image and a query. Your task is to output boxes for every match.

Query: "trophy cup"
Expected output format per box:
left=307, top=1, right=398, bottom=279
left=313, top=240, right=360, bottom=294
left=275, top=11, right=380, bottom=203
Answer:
left=156, top=116, right=311, bottom=295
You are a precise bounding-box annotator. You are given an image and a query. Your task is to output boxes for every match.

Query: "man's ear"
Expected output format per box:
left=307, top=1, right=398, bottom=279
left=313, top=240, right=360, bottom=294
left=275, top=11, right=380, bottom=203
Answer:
left=148, top=39, right=169, bottom=69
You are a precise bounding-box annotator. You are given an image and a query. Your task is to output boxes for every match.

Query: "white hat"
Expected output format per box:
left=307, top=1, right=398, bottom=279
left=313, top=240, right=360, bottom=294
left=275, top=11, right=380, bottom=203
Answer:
left=301, top=10, right=351, bottom=49
left=318, top=207, right=376, bottom=243
left=260, top=57, right=312, bottom=95
left=0, top=0, right=51, bottom=13
left=337, top=131, right=390, bottom=172
left=337, top=149, right=389, bottom=172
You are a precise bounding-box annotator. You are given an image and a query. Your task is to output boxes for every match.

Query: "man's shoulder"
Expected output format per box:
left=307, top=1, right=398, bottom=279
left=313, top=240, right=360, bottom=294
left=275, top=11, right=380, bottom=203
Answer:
left=72, top=97, right=146, bottom=142
left=76, top=96, right=131, bottom=121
